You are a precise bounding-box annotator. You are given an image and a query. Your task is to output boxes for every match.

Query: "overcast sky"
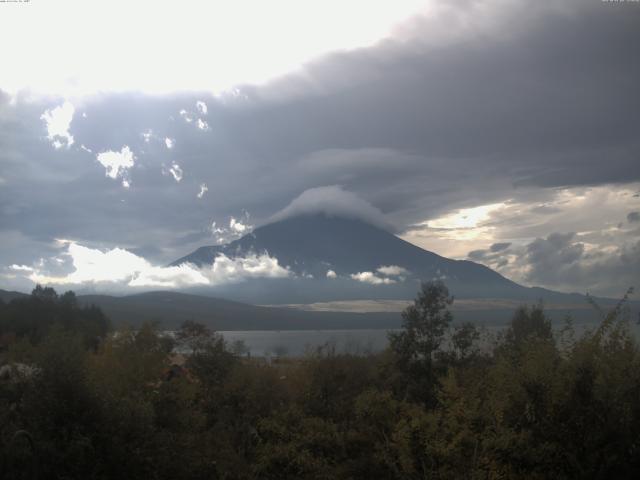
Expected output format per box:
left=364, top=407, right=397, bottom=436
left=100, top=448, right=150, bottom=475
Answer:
left=1, top=0, right=639, bottom=298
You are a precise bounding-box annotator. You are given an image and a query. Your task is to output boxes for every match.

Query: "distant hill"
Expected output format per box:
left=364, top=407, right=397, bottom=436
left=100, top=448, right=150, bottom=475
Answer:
left=76, top=291, right=402, bottom=330
left=81, top=291, right=621, bottom=330
left=172, top=213, right=600, bottom=305
left=2, top=288, right=632, bottom=330
left=0, top=289, right=28, bottom=303
left=1, top=288, right=400, bottom=330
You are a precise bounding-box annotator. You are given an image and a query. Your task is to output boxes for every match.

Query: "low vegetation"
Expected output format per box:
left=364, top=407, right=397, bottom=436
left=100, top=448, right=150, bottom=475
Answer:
left=1, top=282, right=639, bottom=479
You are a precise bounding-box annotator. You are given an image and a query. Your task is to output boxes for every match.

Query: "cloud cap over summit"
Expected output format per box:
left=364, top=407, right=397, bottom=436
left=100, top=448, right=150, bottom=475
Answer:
left=267, top=186, right=395, bottom=232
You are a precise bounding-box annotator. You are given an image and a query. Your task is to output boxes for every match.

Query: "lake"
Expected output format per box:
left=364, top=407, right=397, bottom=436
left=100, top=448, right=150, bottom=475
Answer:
left=218, top=319, right=640, bottom=357
left=219, top=329, right=391, bottom=357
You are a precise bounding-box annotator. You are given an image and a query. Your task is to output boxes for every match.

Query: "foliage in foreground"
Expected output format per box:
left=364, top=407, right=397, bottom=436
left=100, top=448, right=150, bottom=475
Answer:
left=1, top=283, right=639, bottom=479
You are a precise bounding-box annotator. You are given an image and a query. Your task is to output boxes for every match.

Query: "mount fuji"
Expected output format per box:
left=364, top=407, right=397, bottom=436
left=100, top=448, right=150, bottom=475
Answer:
left=171, top=213, right=588, bottom=305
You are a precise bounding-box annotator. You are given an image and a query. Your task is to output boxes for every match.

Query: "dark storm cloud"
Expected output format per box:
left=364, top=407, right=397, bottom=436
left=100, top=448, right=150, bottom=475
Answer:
left=1, top=0, right=639, bottom=293
left=530, top=205, right=562, bottom=215
left=490, top=243, right=511, bottom=253
left=525, top=233, right=585, bottom=282
left=217, top=0, right=640, bottom=222
left=467, top=249, right=486, bottom=261
left=468, top=243, right=511, bottom=270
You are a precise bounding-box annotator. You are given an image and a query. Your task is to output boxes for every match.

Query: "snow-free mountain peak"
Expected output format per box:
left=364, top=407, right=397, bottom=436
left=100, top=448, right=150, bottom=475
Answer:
left=171, top=213, right=541, bottom=301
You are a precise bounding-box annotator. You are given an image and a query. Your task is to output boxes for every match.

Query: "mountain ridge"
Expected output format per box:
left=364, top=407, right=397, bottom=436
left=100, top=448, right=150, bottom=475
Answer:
left=172, top=213, right=592, bottom=304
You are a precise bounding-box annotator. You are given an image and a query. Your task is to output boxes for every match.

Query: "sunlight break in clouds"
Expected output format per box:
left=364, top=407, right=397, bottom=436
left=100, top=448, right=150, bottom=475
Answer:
left=0, top=0, right=429, bottom=97
left=96, top=146, right=135, bottom=185
left=402, top=183, right=640, bottom=296
left=23, top=242, right=290, bottom=291
left=41, top=101, right=75, bottom=149
left=427, top=203, right=505, bottom=231
left=326, top=270, right=337, bottom=279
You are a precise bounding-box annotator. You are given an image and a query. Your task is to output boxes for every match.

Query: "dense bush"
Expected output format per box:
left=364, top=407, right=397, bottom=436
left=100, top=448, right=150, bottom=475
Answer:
left=1, top=284, right=639, bottom=479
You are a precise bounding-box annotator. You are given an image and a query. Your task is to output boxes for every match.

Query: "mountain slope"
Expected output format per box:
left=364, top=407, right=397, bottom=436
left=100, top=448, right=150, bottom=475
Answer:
left=172, top=213, right=586, bottom=303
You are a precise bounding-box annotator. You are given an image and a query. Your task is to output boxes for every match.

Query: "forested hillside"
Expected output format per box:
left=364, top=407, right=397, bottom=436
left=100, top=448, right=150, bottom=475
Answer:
left=1, top=283, right=639, bottom=479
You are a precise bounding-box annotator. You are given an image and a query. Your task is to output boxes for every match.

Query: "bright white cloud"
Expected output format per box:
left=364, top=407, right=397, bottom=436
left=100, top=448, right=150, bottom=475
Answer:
left=9, top=264, right=34, bottom=272
left=162, top=162, right=183, bottom=182
left=209, top=253, right=290, bottom=284
left=196, top=100, right=208, bottom=115
left=41, top=101, right=75, bottom=149
left=179, top=105, right=209, bottom=131
left=197, top=183, right=208, bottom=199
left=209, top=213, right=253, bottom=244
left=165, top=137, right=175, bottom=149
left=350, top=271, right=396, bottom=285
left=326, top=269, right=337, bottom=279
left=210, top=221, right=224, bottom=235
left=168, top=162, right=183, bottom=182
left=96, top=146, right=135, bottom=181
left=179, top=109, right=193, bottom=123
left=128, top=265, right=210, bottom=288
left=197, top=118, right=209, bottom=131
left=19, top=241, right=290, bottom=291
left=30, top=242, right=149, bottom=284
left=0, top=0, right=429, bottom=97
left=230, top=217, right=249, bottom=234
left=376, top=265, right=409, bottom=276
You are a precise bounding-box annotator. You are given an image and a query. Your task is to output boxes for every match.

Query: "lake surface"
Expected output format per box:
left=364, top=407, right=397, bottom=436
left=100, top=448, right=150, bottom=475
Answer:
left=219, top=321, right=640, bottom=357
left=219, top=329, right=392, bottom=357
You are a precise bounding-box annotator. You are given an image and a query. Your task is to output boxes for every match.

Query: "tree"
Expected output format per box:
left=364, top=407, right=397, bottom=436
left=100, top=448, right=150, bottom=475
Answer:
left=451, top=322, right=481, bottom=363
left=388, top=281, right=454, bottom=405
left=31, top=284, right=58, bottom=302
left=0, top=286, right=110, bottom=348
left=176, top=319, right=213, bottom=354
left=230, top=339, right=250, bottom=356
left=503, top=303, right=553, bottom=351
left=178, top=320, right=237, bottom=403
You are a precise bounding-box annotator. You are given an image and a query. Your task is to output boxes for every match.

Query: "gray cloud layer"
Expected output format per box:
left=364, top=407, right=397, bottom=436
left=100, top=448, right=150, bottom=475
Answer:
left=1, top=0, right=639, bottom=296
left=468, top=232, right=640, bottom=298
